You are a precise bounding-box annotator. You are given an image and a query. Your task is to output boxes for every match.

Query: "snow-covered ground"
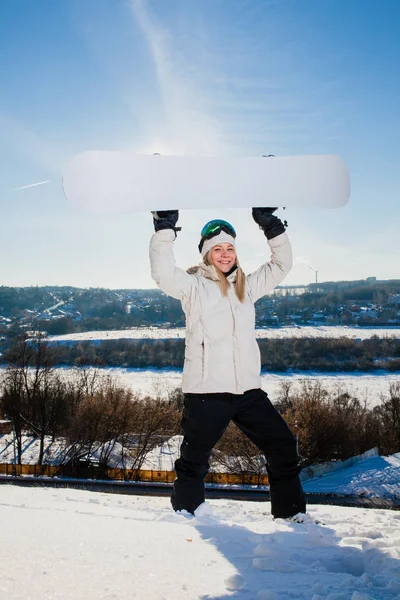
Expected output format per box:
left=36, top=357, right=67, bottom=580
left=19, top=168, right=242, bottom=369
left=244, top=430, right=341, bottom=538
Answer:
left=47, top=325, right=400, bottom=342
left=302, top=453, right=400, bottom=503
left=0, top=486, right=399, bottom=600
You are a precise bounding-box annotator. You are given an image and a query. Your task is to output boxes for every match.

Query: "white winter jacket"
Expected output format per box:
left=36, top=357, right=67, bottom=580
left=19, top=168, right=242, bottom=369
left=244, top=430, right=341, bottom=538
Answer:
left=149, top=229, right=292, bottom=395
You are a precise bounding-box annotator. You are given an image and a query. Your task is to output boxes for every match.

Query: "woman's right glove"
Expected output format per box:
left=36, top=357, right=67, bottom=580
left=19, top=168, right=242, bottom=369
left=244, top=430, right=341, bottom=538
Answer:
left=152, top=210, right=181, bottom=235
left=252, top=207, right=287, bottom=240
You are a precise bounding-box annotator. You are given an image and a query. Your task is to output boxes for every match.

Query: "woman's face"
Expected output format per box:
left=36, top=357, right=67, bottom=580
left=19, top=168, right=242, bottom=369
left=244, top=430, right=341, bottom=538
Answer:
left=209, top=243, right=236, bottom=273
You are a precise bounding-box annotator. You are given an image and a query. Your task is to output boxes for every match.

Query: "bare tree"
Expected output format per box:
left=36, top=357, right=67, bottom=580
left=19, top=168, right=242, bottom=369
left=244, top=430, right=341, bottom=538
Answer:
left=274, top=381, right=293, bottom=412
left=64, top=373, right=181, bottom=476
left=1, top=335, right=71, bottom=465
left=127, top=396, right=181, bottom=476
left=212, top=423, right=266, bottom=481
left=280, top=380, right=389, bottom=465
left=72, top=365, right=110, bottom=397
left=167, top=387, right=184, bottom=411
left=66, top=378, right=135, bottom=468
left=376, top=382, right=400, bottom=454
left=1, top=366, right=27, bottom=464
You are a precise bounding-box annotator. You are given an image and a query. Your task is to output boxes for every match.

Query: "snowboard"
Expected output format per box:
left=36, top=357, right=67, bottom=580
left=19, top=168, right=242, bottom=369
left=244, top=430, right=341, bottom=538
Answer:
left=62, top=151, right=350, bottom=214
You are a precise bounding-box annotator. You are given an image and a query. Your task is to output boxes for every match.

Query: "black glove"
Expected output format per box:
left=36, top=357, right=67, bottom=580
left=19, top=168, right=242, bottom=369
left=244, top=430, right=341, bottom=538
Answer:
left=152, top=210, right=181, bottom=235
left=252, top=207, right=287, bottom=240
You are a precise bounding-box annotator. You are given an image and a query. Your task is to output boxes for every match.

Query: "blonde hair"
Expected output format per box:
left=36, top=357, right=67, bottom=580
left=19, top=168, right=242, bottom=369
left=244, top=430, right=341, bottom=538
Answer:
left=204, top=253, right=246, bottom=303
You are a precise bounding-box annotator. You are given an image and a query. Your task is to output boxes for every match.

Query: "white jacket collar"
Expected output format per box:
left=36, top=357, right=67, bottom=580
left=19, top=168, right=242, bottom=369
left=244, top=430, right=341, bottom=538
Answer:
left=187, top=263, right=238, bottom=283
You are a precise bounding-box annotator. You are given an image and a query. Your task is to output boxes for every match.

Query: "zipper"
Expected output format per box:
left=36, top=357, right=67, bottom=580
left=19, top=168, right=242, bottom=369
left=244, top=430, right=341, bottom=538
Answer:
left=201, top=338, right=209, bottom=379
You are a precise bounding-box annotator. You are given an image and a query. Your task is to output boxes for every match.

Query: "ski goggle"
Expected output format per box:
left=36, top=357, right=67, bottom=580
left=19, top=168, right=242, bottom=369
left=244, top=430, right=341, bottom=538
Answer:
left=199, top=219, right=236, bottom=253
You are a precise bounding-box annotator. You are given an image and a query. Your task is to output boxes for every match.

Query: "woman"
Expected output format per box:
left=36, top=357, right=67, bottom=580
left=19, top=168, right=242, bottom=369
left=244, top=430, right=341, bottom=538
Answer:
left=149, top=208, right=306, bottom=520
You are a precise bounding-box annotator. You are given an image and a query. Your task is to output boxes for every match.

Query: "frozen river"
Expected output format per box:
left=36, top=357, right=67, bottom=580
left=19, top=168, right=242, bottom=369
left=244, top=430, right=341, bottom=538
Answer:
left=5, top=326, right=399, bottom=409
left=101, top=367, right=400, bottom=407
left=13, top=365, right=396, bottom=409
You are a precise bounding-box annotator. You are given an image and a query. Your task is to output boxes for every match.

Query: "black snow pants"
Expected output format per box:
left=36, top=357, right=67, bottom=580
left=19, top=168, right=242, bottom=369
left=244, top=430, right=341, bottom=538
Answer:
left=172, top=388, right=306, bottom=519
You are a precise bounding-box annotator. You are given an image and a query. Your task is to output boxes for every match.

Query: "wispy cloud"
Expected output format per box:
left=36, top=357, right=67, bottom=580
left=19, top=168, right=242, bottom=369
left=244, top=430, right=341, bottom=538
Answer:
left=128, top=0, right=341, bottom=157
left=129, top=0, right=223, bottom=155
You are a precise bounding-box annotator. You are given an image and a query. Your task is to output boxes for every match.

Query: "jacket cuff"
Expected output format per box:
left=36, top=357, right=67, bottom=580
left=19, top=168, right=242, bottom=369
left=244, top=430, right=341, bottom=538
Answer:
left=153, top=229, right=177, bottom=241
left=268, top=232, right=289, bottom=247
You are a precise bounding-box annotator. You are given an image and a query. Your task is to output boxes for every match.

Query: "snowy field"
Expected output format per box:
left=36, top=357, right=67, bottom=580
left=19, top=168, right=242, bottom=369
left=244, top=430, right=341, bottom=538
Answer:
left=0, top=486, right=399, bottom=600
left=47, top=325, right=400, bottom=342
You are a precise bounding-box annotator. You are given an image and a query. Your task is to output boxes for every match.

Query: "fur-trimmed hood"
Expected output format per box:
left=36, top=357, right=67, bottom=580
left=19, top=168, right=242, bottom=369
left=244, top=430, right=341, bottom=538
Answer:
left=186, top=263, right=238, bottom=283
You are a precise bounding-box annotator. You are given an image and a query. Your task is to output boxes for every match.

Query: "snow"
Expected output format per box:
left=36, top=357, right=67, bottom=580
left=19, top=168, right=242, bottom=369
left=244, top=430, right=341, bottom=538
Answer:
left=303, top=453, right=400, bottom=503
left=140, top=434, right=183, bottom=470
left=0, top=432, right=184, bottom=470
left=0, top=433, right=68, bottom=465
left=0, top=486, right=399, bottom=600
left=2, top=323, right=399, bottom=599
left=47, top=325, right=400, bottom=342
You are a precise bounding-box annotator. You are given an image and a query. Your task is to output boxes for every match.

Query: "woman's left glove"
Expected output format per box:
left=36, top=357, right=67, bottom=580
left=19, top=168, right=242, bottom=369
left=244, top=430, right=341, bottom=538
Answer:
left=152, top=210, right=181, bottom=235
left=252, top=207, right=287, bottom=240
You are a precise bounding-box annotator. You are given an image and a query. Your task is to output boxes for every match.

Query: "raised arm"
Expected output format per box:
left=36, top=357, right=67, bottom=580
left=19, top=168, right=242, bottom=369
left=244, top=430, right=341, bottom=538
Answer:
left=149, top=211, right=193, bottom=300
left=246, top=208, right=293, bottom=302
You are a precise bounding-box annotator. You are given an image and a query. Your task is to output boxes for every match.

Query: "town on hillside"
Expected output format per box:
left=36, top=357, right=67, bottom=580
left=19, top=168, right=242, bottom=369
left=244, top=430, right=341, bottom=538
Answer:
left=0, top=278, right=399, bottom=342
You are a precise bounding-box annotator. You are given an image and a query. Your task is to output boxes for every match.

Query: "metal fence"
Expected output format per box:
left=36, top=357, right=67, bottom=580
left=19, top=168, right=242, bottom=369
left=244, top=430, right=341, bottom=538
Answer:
left=0, top=462, right=269, bottom=485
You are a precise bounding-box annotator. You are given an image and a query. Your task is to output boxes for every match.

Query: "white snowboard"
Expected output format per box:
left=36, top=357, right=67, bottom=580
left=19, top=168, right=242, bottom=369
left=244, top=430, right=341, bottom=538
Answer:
left=62, top=152, right=350, bottom=214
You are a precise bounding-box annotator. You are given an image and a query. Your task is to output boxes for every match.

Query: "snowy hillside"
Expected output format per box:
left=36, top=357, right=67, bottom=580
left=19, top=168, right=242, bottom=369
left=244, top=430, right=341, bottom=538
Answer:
left=0, top=486, right=399, bottom=600
left=302, top=453, right=400, bottom=504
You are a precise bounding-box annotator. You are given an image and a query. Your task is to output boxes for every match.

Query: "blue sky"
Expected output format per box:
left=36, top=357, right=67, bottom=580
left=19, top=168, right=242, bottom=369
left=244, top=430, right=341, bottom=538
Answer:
left=1, top=0, right=399, bottom=289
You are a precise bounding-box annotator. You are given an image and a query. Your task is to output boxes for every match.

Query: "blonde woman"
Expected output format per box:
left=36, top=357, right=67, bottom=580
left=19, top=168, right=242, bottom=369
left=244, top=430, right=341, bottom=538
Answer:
left=149, top=209, right=306, bottom=520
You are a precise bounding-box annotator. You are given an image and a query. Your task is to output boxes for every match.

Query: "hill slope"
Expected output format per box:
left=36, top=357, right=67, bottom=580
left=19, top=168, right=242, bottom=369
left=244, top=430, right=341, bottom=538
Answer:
left=0, top=486, right=399, bottom=599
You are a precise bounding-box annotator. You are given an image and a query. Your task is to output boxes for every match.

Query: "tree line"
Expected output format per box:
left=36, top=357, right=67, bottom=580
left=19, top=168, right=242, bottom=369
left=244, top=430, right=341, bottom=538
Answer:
left=0, top=335, right=399, bottom=478
left=32, top=336, right=400, bottom=372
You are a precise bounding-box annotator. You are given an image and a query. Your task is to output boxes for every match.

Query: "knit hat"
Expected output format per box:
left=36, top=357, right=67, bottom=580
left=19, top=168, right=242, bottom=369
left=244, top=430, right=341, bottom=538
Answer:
left=200, top=230, right=236, bottom=258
